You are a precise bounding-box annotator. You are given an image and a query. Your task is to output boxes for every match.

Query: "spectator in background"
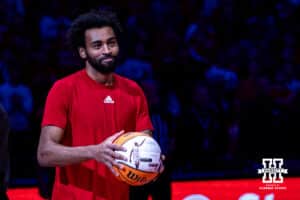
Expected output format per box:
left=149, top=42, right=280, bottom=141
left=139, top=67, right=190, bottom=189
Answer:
left=0, top=64, right=34, bottom=181
left=177, top=81, right=227, bottom=171
left=116, top=58, right=153, bottom=82
left=0, top=66, right=33, bottom=132
left=0, top=104, right=9, bottom=200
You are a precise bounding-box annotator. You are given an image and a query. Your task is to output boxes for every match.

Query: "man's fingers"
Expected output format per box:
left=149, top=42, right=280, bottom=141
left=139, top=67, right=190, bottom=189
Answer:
left=104, top=159, right=120, bottom=176
left=113, top=152, right=127, bottom=161
left=159, top=162, right=165, bottom=173
left=108, top=143, right=127, bottom=152
left=159, top=155, right=165, bottom=173
left=108, top=162, right=119, bottom=176
left=109, top=161, right=124, bottom=176
left=109, top=130, right=125, bottom=142
left=104, top=151, right=126, bottom=166
left=111, top=168, right=119, bottom=176
left=106, top=148, right=127, bottom=161
left=113, top=160, right=124, bottom=170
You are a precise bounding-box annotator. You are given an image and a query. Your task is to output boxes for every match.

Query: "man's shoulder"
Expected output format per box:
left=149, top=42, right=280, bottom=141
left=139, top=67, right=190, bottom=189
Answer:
left=115, top=74, right=140, bottom=89
left=53, top=69, right=84, bottom=88
left=115, top=74, right=145, bottom=95
left=58, top=69, right=83, bottom=83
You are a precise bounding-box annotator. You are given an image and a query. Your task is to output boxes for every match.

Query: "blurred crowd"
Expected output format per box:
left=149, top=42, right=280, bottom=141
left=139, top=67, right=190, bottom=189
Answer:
left=1, top=0, right=300, bottom=190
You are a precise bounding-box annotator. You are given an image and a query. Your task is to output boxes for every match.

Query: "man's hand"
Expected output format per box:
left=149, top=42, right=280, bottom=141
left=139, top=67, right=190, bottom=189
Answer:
left=91, top=130, right=127, bottom=176
left=159, top=154, right=165, bottom=173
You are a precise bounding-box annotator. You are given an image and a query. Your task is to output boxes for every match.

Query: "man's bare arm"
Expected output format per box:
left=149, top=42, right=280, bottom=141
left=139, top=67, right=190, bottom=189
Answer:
left=37, top=126, right=97, bottom=167
left=37, top=126, right=127, bottom=176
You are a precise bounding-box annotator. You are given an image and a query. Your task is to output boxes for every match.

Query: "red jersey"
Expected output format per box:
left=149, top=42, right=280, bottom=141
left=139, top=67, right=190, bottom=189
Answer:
left=42, top=69, right=153, bottom=200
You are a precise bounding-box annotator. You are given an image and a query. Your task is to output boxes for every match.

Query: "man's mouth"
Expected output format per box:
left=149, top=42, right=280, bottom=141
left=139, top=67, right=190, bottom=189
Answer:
left=101, top=57, right=113, bottom=62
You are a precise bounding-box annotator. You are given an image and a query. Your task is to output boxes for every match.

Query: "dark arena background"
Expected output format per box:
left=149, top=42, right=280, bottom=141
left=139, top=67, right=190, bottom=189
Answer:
left=1, top=0, right=300, bottom=199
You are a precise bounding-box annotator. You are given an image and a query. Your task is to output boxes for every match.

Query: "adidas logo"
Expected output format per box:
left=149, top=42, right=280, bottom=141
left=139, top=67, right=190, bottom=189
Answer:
left=104, top=95, right=115, bottom=104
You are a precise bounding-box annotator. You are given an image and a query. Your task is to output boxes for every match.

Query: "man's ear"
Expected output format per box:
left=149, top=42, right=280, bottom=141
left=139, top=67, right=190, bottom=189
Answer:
left=78, top=47, right=87, bottom=59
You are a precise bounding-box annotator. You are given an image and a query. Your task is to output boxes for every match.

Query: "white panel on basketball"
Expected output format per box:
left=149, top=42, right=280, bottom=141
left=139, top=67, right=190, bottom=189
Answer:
left=115, top=135, right=161, bottom=173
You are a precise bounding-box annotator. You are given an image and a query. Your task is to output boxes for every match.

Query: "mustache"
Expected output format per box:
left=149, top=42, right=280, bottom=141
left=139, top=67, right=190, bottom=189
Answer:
left=98, top=55, right=115, bottom=62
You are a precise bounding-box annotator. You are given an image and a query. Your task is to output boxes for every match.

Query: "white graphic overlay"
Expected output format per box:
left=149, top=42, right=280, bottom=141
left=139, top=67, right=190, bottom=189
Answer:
left=258, top=158, right=288, bottom=183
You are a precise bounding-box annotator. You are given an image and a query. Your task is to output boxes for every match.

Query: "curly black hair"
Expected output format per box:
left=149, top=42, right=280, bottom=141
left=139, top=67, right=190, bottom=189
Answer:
left=66, top=9, right=122, bottom=52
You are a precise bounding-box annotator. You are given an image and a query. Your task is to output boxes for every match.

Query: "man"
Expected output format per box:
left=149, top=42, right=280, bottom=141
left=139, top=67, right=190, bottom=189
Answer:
left=0, top=104, right=9, bottom=200
left=37, top=9, right=160, bottom=200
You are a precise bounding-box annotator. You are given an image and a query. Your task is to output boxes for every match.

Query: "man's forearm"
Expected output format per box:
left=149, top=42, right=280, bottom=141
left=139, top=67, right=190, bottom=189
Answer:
left=38, top=142, right=95, bottom=167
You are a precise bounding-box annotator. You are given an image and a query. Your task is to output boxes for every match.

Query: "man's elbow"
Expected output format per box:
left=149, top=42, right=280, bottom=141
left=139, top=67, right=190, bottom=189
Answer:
left=37, top=149, right=54, bottom=167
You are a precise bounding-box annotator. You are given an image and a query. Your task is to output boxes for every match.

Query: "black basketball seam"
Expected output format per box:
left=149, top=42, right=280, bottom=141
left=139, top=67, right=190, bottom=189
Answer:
left=117, top=162, right=158, bottom=174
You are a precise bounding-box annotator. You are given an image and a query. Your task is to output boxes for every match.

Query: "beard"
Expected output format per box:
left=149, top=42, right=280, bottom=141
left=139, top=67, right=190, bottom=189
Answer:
left=86, top=54, right=117, bottom=74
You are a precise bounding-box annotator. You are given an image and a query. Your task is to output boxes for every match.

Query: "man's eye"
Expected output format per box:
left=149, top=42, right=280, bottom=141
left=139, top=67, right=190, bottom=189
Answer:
left=108, top=41, right=117, bottom=47
left=94, top=44, right=101, bottom=49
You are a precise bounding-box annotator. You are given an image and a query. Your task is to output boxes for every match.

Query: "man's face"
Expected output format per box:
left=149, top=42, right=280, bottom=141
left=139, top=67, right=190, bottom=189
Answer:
left=80, top=26, right=119, bottom=74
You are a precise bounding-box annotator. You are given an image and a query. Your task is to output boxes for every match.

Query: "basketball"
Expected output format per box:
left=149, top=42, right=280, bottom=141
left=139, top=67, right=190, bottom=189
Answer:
left=113, top=132, right=162, bottom=186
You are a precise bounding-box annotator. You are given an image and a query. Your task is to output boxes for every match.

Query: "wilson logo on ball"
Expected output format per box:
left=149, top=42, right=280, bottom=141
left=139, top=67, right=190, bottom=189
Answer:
left=126, top=171, right=147, bottom=183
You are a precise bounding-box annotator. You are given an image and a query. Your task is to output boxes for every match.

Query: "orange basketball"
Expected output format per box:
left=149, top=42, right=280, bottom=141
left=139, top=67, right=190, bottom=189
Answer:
left=112, top=132, right=162, bottom=186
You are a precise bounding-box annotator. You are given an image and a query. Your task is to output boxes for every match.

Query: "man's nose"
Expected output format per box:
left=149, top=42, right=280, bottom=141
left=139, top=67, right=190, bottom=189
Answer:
left=103, top=44, right=111, bottom=54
